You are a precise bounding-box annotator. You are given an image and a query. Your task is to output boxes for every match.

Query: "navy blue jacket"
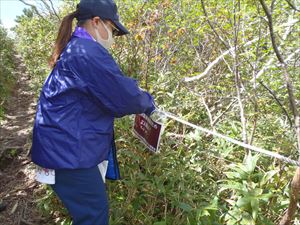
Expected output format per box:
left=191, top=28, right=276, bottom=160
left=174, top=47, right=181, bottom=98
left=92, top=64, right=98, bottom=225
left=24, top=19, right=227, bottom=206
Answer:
left=31, top=28, right=155, bottom=179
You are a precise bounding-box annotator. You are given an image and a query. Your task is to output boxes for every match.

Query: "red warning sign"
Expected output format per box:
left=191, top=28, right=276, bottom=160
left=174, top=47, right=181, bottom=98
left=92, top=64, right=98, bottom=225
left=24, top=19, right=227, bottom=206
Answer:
left=133, top=114, right=163, bottom=152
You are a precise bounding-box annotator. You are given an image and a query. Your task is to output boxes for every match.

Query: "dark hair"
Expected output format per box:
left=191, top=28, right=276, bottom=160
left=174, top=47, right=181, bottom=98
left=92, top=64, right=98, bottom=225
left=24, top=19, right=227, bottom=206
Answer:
left=49, top=10, right=79, bottom=68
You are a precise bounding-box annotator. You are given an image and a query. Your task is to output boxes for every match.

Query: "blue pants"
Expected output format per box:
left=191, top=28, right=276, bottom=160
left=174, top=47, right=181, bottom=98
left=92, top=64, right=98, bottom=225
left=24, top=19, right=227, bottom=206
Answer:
left=51, top=166, right=109, bottom=225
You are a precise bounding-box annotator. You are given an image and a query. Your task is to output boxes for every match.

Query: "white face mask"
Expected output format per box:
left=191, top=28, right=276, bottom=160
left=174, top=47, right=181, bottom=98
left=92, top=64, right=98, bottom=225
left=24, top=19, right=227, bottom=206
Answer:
left=94, top=21, right=114, bottom=49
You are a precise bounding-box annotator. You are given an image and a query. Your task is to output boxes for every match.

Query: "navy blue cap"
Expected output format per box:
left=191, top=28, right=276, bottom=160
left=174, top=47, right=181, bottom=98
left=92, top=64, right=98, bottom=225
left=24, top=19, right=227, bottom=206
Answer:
left=76, top=0, right=129, bottom=36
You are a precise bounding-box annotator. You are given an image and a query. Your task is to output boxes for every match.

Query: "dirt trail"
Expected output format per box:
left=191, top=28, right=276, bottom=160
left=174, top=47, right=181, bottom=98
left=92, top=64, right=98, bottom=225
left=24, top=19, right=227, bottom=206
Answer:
left=0, top=56, right=50, bottom=225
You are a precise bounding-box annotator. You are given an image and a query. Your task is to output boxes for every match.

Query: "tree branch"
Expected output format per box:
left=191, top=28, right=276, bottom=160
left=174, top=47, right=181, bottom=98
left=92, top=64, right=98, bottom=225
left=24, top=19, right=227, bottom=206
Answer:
left=249, top=11, right=263, bottom=145
left=280, top=168, right=300, bottom=224
left=251, top=49, right=300, bottom=82
left=200, top=0, right=230, bottom=49
left=19, top=0, right=47, bottom=22
left=183, top=37, right=261, bottom=82
left=250, top=17, right=299, bottom=83
left=201, top=96, right=215, bottom=130
left=233, top=0, right=248, bottom=144
left=285, top=0, right=300, bottom=12
left=259, top=0, right=299, bottom=130
left=259, top=81, right=293, bottom=127
left=40, top=0, right=52, bottom=14
left=212, top=100, right=236, bottom=126
left=259, top=0, right=300, bottom=224
left=44, top=0, right=61, bottom=21
left=259, top=0, right=285, bottom=64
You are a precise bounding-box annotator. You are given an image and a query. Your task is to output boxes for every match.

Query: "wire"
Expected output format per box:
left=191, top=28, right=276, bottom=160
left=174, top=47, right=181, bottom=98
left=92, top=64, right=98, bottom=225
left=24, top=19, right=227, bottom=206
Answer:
left=157, top=109, right=300, bottom=167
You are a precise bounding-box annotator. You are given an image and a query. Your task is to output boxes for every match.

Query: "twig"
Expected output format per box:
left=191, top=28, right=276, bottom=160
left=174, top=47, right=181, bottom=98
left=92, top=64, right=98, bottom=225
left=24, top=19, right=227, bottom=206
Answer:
left=10, top=201, right=18, bottom=215
left=183, top=37, right=262, bottom=82
left=251, top=57, right=275, bottom=82
left=249, top=116, right=257, bottom=145
left=250, top=46, right=299, bottom=83
left=200, top=0, right=230, bottom=49
left=249, top=7, right=263, bottom=145
left=259, top=0, right=300, bottom=224
left=259, top=0, right=285, bottom=64
left=233, top=0, right=248, bottom=144
left=259, top=0, right=299, bottom=134
left=18, top=0, right=47, bottom=22
left=212, top=100, right=236, bottom=126
left=285, top=0, right=300, bottom=12
left=40, top=0, right=52, bottom=14
left=259, top=81, right=293, bottom=127
left=48, top=0, right=61, bottom=21
left=201, top=96, right=215, bottom=130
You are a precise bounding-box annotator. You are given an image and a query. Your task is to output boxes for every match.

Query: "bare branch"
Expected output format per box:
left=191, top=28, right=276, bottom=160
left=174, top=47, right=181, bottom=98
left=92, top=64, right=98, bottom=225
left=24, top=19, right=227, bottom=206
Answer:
left=250, top=15, right=299, bottom=83
left=201, top=96, right=215, bottom=130
left=184, top=37, right=262, bottom=82
left=251, top=49, right=300, bottom=82
left=40, top=0, right=61, bottom=21
left=48, top=0, right=61, bottom=21
left=259, top=0, right=299, bottom=126
left=259, top=0, right=300, bottom=223
left=233, top=0, right=248, bottom=144
left=259, top=0, right=285, bottom=64
left=285, top=0, right=300, bottom=12
left=18, top=0, right=47, bottom=22
left=212, top=100, right=236, bottom=126
left=249, top=11, right=263, bottom=146
left=40, top=0, right=52, bottom=13
left=259, top=81, right=293, bottom=127
left=249, top=116, right=258, bottom=145
left=184, top=48, right=231, bottom=82
left=200, top=0, right=230, bottom=49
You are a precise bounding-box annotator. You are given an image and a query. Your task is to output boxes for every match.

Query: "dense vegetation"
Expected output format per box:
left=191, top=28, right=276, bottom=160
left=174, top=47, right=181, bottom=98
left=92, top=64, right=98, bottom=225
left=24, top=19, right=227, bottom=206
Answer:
left=2, top=0, right=299, bottom=224
left=0, top=22, right=16, bottom=119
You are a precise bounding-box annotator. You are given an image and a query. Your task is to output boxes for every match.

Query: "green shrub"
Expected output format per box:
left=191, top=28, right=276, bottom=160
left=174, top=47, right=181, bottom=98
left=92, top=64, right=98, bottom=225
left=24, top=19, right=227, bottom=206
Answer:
left=0, top=23, right=16, bottom=119
left=15, top=0, right=300, bottom=224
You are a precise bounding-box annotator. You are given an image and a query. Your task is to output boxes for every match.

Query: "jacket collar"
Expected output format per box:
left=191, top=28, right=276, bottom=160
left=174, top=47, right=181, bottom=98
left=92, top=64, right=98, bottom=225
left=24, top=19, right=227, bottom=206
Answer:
left=72, top=26, right=95, bottom=41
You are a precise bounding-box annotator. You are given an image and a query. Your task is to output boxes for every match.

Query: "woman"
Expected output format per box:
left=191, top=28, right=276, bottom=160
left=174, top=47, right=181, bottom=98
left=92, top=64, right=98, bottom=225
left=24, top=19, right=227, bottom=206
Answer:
left=31, top=0, right=155, bottom=224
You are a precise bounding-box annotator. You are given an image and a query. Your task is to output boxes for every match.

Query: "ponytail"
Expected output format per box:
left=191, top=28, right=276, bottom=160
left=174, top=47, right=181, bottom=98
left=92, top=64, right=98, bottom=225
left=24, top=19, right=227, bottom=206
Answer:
left=49, top=10, right=79, bottom=68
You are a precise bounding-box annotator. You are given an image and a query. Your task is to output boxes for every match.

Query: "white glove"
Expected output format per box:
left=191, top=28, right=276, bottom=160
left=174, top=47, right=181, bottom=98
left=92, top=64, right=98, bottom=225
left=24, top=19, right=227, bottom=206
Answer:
left=150, top=109, right=166, bottom=123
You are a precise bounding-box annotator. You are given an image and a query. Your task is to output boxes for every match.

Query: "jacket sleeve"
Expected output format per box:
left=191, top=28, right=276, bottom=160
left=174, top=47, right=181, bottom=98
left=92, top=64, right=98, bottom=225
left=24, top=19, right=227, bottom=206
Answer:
left=69, top=52, right=155, bottom=118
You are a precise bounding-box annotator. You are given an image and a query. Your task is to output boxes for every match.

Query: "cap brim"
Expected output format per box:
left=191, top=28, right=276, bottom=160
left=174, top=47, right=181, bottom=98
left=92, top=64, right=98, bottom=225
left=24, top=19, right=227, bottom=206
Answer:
left=113, top=20, right=129, bottom=36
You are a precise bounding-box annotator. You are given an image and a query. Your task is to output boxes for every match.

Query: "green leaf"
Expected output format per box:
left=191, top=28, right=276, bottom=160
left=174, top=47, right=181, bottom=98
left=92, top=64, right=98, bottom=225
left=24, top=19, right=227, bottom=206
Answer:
left=236, top=196, right=250, bottom=208
left=244, top=153, right=259, bottom=174
left=250, top=198, right=259, bottom=221
left=259, top=192, right=274, bottom=202
left=260, top=170, right=278, bottom=186
left=224, top=171, right=242, bottom=179
left=178, top=202, right=193, bottom=212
